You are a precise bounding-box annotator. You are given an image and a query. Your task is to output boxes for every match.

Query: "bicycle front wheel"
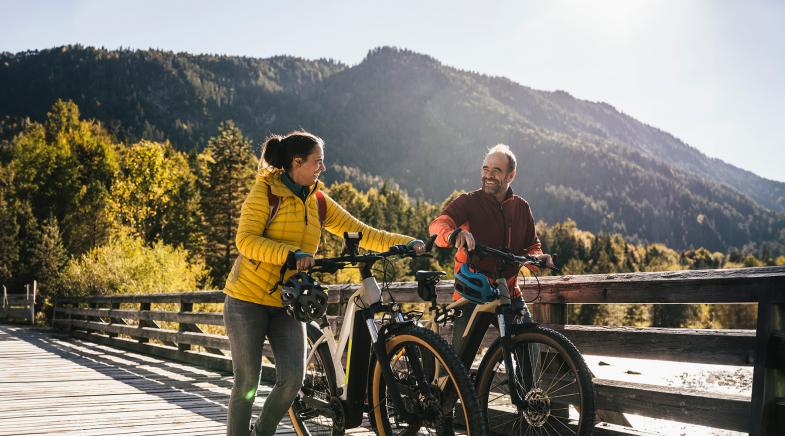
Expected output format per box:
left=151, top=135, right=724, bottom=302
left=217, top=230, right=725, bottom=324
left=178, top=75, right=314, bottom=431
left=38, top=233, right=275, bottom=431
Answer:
left=476, top=325, right=595, bottom=435
left=288, top=323, right=344, bottom=436
left=368, top=324, right=485, bottom=435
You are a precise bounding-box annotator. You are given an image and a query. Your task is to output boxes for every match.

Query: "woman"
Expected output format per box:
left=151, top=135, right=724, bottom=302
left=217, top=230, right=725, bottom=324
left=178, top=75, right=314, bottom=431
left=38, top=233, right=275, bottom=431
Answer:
left=223, top=130, right=424, bottom=435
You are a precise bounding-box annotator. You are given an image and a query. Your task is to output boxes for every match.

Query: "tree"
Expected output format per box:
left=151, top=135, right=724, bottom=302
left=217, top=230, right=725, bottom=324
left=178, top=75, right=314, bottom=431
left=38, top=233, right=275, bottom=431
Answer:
left=26, top=216, right=68, bottom=319
left=0, top=167, right=19, bottom=284
left=110, top=140, right=203, bottom=252
left=198, top=121, right=257, bottom=284
left=9, top=100, right=118, bottom=254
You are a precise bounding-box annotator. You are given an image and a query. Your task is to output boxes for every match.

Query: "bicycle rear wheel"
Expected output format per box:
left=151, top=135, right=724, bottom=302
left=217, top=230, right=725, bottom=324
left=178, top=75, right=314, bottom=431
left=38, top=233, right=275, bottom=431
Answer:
left=368, top=324, right=485, bottom=435
left=476, top=325, right=595, bottom=435
left=288, top=323, right=344, bottom=436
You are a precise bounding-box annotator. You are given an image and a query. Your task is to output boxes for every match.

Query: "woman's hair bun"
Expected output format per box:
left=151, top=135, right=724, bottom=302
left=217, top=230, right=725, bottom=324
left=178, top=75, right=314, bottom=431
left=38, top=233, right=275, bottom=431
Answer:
left=261, top=131, right=323, bottom=170
left=262, top=135, right=286, bottom=169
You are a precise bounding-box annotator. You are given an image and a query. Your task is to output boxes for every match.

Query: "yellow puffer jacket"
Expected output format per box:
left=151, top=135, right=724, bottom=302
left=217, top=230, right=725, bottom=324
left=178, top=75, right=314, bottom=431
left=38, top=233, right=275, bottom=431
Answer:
left=224, top=167, right=414, bottom=307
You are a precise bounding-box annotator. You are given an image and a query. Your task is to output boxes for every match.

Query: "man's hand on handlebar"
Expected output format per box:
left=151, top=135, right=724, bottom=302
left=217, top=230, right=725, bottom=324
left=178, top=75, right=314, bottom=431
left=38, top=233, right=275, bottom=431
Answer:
left=451, top=229, right=475, bottom=252
left=532, top=253, right=554, bottom=270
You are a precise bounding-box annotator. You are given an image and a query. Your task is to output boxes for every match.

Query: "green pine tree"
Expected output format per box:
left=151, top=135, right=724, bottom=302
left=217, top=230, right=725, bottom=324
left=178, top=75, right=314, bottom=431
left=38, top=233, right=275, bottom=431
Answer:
left=198, top=121, right=257, bottom=284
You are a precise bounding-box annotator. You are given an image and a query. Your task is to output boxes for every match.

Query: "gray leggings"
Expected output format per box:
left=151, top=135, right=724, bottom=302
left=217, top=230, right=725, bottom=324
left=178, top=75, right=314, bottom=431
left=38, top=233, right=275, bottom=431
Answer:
left=224, top=295, right=306, bottom=436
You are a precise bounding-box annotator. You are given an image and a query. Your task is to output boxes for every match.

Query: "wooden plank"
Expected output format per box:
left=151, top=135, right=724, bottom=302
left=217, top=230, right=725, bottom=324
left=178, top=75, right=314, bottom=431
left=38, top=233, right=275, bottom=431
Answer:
left=594, top=378, right=750, bottom=432
left=58, top=307, right=224, bottom=325
left=562, top=325, right=757, bottom=366
left=64, top=330, right=282, bottom=376
left=3, top=307, right=33, bottom=319
left=57, top=290, right=225, bottom=305
left=58, top=319, right=231, bottom=351
left=519, top=266, right=785, bottom=304
left=54, top=266, right=785, bottom=307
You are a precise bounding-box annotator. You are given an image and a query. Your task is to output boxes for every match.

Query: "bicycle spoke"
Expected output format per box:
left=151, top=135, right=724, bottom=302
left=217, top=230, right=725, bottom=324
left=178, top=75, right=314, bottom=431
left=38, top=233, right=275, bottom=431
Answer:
left=548, top=412, right=577, bottom=435
left=543, top=358, right=569, bottom=394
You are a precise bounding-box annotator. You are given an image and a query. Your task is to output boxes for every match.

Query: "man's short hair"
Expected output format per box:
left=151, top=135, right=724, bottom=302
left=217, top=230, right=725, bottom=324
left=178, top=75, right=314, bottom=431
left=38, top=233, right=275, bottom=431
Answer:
left=485, top=144, right=517, bottom=172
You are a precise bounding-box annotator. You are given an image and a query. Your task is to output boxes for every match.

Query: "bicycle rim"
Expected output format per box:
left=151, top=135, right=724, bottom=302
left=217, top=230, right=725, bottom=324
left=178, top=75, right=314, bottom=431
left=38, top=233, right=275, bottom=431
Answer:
left=476, top=327, right=595, bottom=436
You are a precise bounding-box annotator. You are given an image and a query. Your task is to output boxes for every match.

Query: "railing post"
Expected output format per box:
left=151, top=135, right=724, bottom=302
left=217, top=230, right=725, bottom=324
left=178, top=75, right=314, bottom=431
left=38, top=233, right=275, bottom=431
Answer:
left=107, top=301, right=123, bottom=338
left=531, top=299, right=567, bottom=327
left=30, top=280, right=37, bottom=324
left=177, top=298, right=223, bottom=355
left=138, top=302, right=151, bottom=344
left=749, top=294, right=785, bottom=436
left=1, top=285, right=7, bottom=318
left=178, top=301, right=193, bottom=352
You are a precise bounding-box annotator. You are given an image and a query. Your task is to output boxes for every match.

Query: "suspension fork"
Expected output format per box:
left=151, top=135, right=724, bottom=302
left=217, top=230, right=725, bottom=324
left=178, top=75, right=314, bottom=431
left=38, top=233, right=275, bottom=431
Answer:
left=363, top=305, right=431, bottom=423
left=495, top=278, right=532, bottom=408
left=498, top=311, right=526, bottom=408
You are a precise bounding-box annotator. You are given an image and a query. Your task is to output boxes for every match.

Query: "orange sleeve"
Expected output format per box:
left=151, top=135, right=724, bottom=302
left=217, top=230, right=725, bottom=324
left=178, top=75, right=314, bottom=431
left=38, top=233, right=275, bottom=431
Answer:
left=429, top=214, right=458, bottom=248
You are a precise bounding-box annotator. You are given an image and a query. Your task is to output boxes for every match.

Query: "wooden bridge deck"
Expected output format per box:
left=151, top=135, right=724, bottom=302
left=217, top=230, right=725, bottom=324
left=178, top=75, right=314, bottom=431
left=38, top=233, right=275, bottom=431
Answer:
left=0, top=325, right=372, bottom=435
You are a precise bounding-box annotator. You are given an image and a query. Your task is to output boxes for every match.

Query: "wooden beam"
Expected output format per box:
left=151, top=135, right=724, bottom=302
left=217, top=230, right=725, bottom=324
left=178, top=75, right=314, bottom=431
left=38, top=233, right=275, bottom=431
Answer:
left=52, top=266, right=785, bottom=306
left=594, top=378, right=750, bottom=432
left=563, top=325, right=757, bottom=366
left=518, top=266, right=785, bottom=304
left=749, top=298, right=785, bottom=436
left=68, top=330, right=234, bottom=374
left=59, top=307, right=224, bottom=325
left=58, top=319, right=231, bottom=351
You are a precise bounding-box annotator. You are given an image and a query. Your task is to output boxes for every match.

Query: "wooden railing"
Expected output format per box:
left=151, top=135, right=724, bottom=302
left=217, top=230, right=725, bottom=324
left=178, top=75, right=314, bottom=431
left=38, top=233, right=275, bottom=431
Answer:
left=52, top=266, right=785, bottom=435
left=1, top=282, right=37, bottom=324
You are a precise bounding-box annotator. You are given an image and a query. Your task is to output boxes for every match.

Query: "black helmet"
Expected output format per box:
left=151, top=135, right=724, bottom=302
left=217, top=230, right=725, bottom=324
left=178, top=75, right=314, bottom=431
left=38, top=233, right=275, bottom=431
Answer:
left=281, top=272, right=328, bottom=322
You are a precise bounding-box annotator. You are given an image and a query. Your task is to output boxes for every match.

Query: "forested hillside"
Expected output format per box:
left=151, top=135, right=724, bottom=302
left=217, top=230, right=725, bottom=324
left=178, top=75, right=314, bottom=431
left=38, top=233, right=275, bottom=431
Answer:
left=2, top=45, right=784, bottom=252
left=1, top=101, right=781, bottom=329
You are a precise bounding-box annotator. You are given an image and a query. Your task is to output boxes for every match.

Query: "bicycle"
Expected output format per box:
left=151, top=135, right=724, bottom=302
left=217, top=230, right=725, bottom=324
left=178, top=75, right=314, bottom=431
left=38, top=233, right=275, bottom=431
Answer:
left=285, top=232, right=485, bottom=435
left=418, top=243, right=595, bottom=435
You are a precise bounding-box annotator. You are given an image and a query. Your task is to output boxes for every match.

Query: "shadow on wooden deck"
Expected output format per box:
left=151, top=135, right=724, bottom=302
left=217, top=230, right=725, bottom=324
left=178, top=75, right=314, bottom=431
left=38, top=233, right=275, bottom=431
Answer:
left=0, top=325, right=317, bottom=435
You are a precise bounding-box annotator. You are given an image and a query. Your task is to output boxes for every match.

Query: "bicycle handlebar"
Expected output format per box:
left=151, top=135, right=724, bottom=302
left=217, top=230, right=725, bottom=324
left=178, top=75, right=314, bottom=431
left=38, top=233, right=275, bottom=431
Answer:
left=309, top=234, right=437, bottom=274
left=470, top=243, right=561, bottom=273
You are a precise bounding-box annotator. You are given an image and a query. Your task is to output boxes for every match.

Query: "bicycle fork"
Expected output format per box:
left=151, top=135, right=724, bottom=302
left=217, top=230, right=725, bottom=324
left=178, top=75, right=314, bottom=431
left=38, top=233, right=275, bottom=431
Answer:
left=496, top=277, right=536, bottom=410
left=363, top=307, right=433, bottom=423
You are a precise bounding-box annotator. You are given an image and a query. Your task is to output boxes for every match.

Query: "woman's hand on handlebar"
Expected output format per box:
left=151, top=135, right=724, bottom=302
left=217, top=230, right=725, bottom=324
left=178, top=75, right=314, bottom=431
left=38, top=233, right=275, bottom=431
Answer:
left=406, top=239, right=426, bottom=254
left=291, top=251, right=315, bottom=271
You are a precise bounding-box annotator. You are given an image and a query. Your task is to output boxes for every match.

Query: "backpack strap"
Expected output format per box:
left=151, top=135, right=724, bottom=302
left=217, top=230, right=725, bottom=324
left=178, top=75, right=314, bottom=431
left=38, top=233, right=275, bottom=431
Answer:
left=265, top=185, right=280, bottom=230
left=316, top=191, right=327, bottom=228
left=266, top=186, right=327, bottom=229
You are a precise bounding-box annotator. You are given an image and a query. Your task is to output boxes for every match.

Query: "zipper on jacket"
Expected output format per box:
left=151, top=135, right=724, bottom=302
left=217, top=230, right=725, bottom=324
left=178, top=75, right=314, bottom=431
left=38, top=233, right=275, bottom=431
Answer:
left=498, top=203, right=509, bottom=250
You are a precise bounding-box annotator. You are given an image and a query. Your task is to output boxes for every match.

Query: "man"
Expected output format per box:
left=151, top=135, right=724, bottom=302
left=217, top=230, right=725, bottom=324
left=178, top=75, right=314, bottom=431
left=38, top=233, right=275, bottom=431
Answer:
left=429, top=144, right=553, bottom=352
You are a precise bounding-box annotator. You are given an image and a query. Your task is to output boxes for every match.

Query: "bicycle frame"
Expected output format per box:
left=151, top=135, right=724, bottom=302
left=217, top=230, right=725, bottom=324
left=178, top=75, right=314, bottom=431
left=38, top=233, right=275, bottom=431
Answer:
left=430, top=277, right=536, bottom=407
left=306, top=273, right=426, bottom=428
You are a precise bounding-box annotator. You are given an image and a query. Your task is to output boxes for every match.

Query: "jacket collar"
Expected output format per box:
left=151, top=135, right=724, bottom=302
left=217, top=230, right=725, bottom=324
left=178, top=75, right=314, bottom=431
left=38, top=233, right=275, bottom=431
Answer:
left=478, top=186, right=515, bottom=204
left=259, top=167, right=324, bottom=198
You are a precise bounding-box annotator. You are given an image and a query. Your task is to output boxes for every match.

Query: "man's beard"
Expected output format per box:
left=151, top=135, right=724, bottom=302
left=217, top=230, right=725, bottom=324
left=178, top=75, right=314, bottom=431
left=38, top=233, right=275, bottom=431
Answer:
left=482, top=178, right=502, bottom=195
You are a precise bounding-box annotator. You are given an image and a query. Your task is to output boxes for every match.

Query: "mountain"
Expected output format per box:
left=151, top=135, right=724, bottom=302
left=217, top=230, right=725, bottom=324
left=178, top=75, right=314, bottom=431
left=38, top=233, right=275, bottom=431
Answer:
left=1, top=45, right=783, bottom=251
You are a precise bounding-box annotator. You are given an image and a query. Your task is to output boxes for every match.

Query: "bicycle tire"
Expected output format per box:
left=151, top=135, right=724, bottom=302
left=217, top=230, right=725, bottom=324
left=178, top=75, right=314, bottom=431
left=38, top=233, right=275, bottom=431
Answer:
left=288, top=323, right=344, bottom=436
left=367, top=324, right=485, bottom=435
left=475, top=325, right=595, bottom=435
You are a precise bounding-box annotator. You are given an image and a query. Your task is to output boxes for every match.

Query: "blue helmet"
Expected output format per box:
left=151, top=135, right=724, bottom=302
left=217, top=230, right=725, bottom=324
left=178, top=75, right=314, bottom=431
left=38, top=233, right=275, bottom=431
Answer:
left=454, top=264, right=499, bottom=304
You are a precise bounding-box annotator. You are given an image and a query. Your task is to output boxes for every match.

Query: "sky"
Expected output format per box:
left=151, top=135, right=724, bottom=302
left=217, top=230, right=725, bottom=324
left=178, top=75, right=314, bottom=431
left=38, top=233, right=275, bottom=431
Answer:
left=3, top=0, right=784, bottom=182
